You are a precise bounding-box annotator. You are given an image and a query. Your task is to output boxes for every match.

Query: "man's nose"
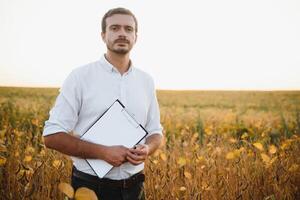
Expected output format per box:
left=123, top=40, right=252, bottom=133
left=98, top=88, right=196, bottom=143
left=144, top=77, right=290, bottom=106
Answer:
left=118, top=27, right=127, bottom=37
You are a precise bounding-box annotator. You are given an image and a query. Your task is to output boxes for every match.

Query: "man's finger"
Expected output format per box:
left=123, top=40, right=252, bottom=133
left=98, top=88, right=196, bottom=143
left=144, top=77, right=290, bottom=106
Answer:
left=127, top=150, right=144, bottom=161
left=126, top=156, right=143, bottom=165
left=129, top=148, right=146, bottom=155
left=134, top=144, right=145, bottom=150
left=133, top=144, right=149, bottom=155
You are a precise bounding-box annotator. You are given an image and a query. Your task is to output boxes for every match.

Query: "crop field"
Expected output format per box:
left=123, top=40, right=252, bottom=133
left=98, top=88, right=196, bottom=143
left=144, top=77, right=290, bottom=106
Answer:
left=0, top=87, right=299, bottom=199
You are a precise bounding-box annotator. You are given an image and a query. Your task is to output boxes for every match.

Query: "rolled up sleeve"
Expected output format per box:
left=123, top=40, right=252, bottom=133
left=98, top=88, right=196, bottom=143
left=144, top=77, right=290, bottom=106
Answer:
left=43, top=71, right=81, bottom=136
left=145, top=80, right=163, bottom=137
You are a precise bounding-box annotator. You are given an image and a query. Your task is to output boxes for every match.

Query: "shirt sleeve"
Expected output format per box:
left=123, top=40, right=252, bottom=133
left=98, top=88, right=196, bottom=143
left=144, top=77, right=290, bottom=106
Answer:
left=43, top=70, right=82, bottom=136
left=144, top=79, right=163, bottom=137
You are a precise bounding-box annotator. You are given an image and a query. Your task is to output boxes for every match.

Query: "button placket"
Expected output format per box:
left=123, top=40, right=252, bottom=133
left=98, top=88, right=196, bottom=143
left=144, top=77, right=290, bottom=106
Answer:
left=115, top=72, right=122, bottom=100
left=120, top=76, right=126, bottom=105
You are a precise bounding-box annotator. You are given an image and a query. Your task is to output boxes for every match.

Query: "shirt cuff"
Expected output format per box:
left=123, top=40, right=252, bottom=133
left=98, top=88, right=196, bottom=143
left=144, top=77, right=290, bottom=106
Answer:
left=43, top=123, right=69, bottom=137
left=146, top=129, right=163, bottom=138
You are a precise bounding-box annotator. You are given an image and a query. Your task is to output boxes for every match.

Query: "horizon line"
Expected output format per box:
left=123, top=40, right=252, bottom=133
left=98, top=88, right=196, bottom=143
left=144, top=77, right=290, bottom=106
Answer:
left=0, top=85, right=299, bottom=92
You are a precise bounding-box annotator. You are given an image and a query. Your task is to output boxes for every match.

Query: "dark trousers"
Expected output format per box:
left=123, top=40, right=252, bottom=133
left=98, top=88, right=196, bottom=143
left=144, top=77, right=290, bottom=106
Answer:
left=71, top=168, right=145, bottom=200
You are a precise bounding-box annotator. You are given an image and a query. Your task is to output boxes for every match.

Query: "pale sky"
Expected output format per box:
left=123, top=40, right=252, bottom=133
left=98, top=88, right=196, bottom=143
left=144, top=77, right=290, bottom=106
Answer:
left=1, top=0, right=299, bottom=90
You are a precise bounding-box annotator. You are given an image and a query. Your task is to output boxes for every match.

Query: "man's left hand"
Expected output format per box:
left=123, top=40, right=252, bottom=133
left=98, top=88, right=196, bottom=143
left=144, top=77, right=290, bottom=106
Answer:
left=126, top=144, right=149, bottom=165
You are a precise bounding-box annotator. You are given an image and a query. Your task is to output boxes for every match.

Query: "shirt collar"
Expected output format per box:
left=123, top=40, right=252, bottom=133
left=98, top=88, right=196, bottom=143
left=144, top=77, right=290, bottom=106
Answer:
left=99, top=54, right=134, bottom=74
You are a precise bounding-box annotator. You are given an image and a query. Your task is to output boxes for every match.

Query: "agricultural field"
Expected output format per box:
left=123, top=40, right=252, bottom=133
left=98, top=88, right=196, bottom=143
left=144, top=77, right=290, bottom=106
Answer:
left=0, top=87, right=300, bottom=200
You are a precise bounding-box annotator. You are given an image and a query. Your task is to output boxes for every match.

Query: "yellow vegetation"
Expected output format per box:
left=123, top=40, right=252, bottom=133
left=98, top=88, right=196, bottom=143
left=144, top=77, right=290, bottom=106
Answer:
left=0, top=88, right=300, bottom=199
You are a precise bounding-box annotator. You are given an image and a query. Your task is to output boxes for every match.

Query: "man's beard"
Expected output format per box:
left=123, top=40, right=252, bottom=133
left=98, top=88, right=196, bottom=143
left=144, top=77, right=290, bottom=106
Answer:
left=107, top=40, right=132, bottom=55
left=107, top=45, right=130, bottom=55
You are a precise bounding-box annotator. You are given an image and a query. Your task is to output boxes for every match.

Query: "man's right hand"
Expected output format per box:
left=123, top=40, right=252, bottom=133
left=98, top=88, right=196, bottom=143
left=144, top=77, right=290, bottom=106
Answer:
left=44, top=133, right=129, bottom=167
left=103, top=145, right=129, bottom=167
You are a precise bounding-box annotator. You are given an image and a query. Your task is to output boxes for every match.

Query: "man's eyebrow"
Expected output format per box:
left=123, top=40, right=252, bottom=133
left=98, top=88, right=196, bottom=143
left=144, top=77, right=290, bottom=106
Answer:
left=125, top=25, right=134, bottom=28
left=109, top=24, right=134, bottom=28
left=109, top=24, right=120, bottom=27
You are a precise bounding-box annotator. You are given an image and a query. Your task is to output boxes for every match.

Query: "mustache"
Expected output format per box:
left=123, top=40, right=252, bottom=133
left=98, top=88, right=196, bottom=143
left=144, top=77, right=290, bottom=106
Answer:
left=114, top=39, right=130, bottom=44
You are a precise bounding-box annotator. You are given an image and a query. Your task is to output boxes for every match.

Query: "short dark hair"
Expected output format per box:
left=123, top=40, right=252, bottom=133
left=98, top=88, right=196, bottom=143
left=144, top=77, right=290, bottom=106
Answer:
left=101, top=7, right=138, bottom=33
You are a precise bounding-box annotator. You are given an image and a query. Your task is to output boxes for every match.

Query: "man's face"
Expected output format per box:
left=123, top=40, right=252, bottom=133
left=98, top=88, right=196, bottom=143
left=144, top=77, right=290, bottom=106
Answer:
left=102, top=14, right=137, bottom=55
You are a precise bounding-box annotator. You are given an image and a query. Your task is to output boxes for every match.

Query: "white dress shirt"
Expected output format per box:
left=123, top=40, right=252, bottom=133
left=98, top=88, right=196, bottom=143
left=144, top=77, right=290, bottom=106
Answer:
left=43, top=55, right=163, bottom=180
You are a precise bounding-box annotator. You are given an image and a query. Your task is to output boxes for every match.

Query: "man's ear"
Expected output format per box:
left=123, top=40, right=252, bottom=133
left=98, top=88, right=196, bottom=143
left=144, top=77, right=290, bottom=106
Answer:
left=134, top=33, right=138, bottom=43
left=101, top=32, right=105, bottom=42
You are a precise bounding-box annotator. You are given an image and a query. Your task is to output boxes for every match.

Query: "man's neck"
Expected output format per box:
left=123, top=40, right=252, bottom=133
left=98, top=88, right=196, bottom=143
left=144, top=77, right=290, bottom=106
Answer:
left=105, top=51, right=131, bottom=75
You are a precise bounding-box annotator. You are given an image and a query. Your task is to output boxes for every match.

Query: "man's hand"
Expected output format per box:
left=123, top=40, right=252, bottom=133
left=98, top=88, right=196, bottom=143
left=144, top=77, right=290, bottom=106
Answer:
left=126, top=144, right=149, bottom=165
left=103, top=145, right=129, bottom=167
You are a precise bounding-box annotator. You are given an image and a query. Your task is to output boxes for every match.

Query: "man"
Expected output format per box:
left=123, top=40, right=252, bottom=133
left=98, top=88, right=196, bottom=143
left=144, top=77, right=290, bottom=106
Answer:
left=43, top=7, right=163, bottom=200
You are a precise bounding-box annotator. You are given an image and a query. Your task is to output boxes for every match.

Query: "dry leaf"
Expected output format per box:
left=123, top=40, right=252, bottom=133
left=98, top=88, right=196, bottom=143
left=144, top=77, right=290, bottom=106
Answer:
left=23, top=155, right=32, bottom=162
left=268, top=145, right=277, bottom=154
left=74, top=187, right=97, bottom=200
left=260, top=153, right=270, bottom=164
left=253, top=142, right=264, bottom=151
left=288, top=164, right=299, bottom=172
left=152, top=159, right=158, bottom=165
left=226, top=152, right=235, bottom=160
left=52, top=160, right=62, bottom=169
left=0, top=156, right=6, bottom=166
left=179, top=186, right=186, bottom=192
left=160, top=153, right=167, bottom=161
left=177, top=157, right=187, bottom=167
left=184, top=171, right=192, bottom=180
left=58, top=182, right=74, bottom=198
left=0, top=144, right=7, bottom=152
left=228, top=138, right=237, bottom=144
left=241, top=132, right=248, bottom=139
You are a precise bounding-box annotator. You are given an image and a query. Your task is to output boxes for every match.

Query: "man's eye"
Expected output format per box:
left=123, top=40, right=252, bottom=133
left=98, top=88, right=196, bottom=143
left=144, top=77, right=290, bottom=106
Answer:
left=126, top=27, right=133, bottom=32
left=111, top=26, right=118, bottom=31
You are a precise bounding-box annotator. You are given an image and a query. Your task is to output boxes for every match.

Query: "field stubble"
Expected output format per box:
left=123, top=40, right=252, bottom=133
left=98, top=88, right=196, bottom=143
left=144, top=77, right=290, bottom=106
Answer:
left=0, top=88, right=299, bottom=199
